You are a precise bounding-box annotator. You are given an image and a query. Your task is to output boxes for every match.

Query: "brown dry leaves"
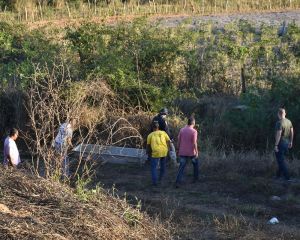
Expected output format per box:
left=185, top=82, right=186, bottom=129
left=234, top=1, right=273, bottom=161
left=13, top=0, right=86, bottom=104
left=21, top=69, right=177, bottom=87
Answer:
left=0, top=168, right=170, bottom=240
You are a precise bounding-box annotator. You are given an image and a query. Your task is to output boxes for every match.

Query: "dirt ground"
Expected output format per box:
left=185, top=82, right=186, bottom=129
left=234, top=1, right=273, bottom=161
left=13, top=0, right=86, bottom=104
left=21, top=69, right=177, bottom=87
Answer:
left=27, top=10, right=300, bottom=30
left=156, top=10, right=300, bottom=27
left=93, top=161, right=300, bottom=240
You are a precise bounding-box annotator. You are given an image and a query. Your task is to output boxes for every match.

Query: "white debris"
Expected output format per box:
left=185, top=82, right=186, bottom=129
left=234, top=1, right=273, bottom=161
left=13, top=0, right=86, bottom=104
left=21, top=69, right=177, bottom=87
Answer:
left=269, top=217, right=279, bottom=224
left=270, top=196, right=281, bottom=201
left=169, top=142, right=178, bottom=167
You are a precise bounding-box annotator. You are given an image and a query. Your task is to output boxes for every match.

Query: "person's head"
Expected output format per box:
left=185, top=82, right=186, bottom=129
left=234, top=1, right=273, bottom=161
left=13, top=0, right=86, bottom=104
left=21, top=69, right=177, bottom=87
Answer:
left=278, top=108, right=286, bottom=119
left=187, top=117, right=196, bottom=127
left=159, top=108, right=168, bottom=119
left=152, top=121, right=160, bottom=131
left=9, top=128, right=19, bottom=140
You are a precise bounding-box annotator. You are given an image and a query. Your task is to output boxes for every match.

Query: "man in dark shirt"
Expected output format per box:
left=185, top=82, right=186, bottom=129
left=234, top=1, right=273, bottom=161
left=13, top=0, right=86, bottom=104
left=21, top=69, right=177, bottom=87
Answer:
left=274, top=108, right=294, bottom=181
left=152, top=108, right=171, bottom=138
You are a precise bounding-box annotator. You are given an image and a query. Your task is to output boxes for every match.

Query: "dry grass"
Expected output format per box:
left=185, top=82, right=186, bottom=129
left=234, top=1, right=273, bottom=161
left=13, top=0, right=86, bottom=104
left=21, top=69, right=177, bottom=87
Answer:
left=0, top=168, right=171, bottom=239
left=91, top=144, right=300, bottom=239
left=0, top=0, right=300, bottom=23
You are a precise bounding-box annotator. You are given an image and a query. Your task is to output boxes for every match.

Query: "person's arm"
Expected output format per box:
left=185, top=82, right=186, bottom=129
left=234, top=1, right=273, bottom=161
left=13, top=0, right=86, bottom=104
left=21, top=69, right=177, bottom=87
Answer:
left=289, top=127, right=294, bottom=148
left=8, top=144, right=17, bottom=167
left=146, top=144, right=152, bottom=156
left=6, top=154, right=11, bottom=167
left=165, top=132, right=171, bottom=152
left=166, top=140, right=171, bottom=153
left=193, top=131, right=198, bottom=158
left=146, top=135, right=152, bottom=157
left=165, top=122, right=172, bottom=140
left=275, top=130, right=282, bottom=152
left=67, top=137, right=72, bottom=147
left=66, top=128, right=73, bottom=148
left=177, top=131, right=181, bottom=153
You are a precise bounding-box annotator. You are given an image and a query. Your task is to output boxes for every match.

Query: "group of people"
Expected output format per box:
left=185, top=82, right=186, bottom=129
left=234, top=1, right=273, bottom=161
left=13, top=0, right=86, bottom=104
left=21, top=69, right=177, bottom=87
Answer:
left=146, top=107, right=295, bottom=187
left=2, top=107, right=294, bottom=184
left=147, top=108, right=199, bottom=187
left=3, top=119, right=76, bottom=177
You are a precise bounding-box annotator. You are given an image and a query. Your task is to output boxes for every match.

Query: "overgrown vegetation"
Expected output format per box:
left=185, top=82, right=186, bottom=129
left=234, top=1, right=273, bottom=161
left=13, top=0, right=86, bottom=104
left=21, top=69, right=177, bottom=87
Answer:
left=1, top=18, right=299, bottom=154
left=0, top=10, right=300, bottom=240
left=0, top=168, right=171, bottom=239
left=0, top=0, right=299, bottom=22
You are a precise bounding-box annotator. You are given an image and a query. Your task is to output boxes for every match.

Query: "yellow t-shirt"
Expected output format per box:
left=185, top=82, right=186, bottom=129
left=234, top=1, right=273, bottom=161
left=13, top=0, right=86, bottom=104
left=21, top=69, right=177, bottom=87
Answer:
left=147, top=130, right=170, bottom=158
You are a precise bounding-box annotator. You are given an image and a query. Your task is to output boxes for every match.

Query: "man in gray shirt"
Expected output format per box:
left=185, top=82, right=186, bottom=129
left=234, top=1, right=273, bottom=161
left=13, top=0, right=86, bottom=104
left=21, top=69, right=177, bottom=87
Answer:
left=274, top=108, right=293, bottom=181
left=54, top=118, right=76, bottom=178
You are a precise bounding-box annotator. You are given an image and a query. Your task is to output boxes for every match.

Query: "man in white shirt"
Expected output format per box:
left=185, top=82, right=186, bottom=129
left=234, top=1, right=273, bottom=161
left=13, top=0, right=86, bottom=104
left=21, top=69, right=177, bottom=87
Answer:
left=3, top=128, right=21, bottom=168
left=54, top=118, right=76, bottom=177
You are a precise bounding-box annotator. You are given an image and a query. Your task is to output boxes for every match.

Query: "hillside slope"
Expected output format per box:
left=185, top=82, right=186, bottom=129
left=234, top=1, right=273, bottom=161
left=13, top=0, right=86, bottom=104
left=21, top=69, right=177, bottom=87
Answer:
left=0, top=168, right=170, bottom=240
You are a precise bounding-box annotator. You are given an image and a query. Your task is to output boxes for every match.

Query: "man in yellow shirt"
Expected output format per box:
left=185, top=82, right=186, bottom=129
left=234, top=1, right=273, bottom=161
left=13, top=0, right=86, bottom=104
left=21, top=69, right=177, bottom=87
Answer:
left=147, top=121, right=171, bottom=186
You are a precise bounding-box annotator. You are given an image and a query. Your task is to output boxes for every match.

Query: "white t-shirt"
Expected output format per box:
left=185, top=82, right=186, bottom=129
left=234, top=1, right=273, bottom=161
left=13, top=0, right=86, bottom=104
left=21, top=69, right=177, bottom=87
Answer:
left=54, top=123, right=73, bottom=146
left=3, top=137, right=21, bottom=166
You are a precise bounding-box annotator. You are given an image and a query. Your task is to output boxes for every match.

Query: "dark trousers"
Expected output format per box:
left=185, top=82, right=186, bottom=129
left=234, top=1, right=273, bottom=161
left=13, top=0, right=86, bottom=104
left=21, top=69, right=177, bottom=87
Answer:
left=176, top=156, right=199, bottom=184
left=275, top=141, right=290, bottom=180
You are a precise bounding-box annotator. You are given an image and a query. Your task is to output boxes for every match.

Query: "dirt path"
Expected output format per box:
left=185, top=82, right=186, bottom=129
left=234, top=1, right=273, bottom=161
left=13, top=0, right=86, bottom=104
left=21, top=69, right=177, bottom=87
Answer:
left=157, top=10, right=300, bottom=27
left=93, top=163, right=300, bottom=240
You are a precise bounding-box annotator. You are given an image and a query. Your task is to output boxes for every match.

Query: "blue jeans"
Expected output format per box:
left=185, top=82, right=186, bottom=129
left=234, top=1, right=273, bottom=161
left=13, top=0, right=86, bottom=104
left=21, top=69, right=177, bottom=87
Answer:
left=275, top=141, right=290, bottom=180
left=151, top=157, right=166, bottom=185
left=176, top=156, right=199, bottom=184
left=55, top=142, right=69, bottom=178
left=62, top=156, right=70, bottom=178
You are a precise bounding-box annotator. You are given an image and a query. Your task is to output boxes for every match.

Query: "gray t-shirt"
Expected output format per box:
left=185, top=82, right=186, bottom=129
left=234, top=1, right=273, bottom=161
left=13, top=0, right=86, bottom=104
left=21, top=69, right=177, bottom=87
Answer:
left=55, top=123, right=73, bottom=146
left=275, top=118, right=293, bottom=143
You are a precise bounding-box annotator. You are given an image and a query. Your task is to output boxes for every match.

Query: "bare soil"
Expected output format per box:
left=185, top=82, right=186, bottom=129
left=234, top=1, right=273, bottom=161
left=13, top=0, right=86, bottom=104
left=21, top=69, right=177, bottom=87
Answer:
left=27, top=10, right=300, bottom=30
left=156, top=10, right=300, bottom=27
left=93, top=162, right=300, bottom=240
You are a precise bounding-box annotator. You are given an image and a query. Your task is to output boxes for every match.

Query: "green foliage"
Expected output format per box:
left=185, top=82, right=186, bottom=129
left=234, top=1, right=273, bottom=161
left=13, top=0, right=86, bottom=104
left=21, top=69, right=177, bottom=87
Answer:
left=0, top=22, right=59, bottom=89
left=66, top=19, right=186, bottom=110
left=1, top=19, right=300, bottom=153
left=75, top=176, right=103, bottom=202
left=223, top=89, right=273, bottom=150
left=1, top=0, right=300, bottom=23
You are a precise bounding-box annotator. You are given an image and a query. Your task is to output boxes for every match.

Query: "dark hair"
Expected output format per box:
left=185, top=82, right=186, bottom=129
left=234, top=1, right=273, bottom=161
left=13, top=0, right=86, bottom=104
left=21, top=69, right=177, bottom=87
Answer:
left=9, top=128, right=18, bottom=137
left=188, top=117, right=195, bottom=126
left=152, top=121, right=160, bottom=130
left=278, top=108, right=286, bottom=115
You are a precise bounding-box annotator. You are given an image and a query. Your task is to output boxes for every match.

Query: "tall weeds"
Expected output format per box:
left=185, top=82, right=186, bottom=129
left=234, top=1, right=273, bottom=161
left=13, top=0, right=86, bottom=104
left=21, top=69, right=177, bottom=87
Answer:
left=23, top=62, right=143, bottom=180
left=1, top=0, right=299, bottom=22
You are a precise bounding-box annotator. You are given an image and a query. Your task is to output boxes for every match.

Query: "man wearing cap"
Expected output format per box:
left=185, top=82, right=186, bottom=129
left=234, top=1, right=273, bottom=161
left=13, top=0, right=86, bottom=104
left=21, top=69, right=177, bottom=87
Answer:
left=152, top=108, right=171, bottom=137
